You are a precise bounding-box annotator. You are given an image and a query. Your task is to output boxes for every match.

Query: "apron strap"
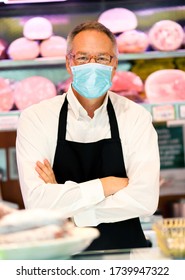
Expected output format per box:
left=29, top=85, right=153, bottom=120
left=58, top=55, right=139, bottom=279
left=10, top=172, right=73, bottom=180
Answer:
left=57, top=96, right=68, bottom=141
left=57, top=96, right=120, bottom=141
left=107, top=98, right=120, bottom=140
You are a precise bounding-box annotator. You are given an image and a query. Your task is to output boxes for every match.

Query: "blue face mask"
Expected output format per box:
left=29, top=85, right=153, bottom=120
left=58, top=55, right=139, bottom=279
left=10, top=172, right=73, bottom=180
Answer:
left=71, top=63, right=113, bottom=99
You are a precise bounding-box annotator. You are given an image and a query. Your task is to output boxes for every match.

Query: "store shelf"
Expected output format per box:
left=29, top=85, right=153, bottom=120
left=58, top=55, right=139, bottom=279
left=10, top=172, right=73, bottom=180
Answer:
left=0, top=57, right=66, bottom=69
left=0, top=49, right=185, bottom=70
left=0, top=111, right=20, bottom=131
left=118, top=50, right=185, bottom=61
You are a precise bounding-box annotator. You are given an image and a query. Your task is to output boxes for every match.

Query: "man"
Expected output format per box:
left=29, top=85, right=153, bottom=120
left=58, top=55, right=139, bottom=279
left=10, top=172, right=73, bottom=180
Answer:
left=16, top=21, right=160, bottom=250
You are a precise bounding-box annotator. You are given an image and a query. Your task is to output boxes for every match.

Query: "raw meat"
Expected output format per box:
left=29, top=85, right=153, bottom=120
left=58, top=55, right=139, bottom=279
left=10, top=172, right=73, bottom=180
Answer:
left=98, top=8, right=138, bottom=33
left=0, top=208, right=65, bottom=234
left=111, top=71, right=144, bottom=93
left=0, top=224, right=65, bottom=244
left=116, top=30, right=149, bottom=53
left=13, top=76, right=57, bottom=110
left=0, top=208, right=74, bottom=244
left=7, top=37, right=40, bottom=60
left=57, top=77, right=72, bottom=94
left=0, top=78, right=14, bottom=111
left=40, top=35, right=67, bottom=57
left=110, top=71, right=144, bottom=102
left=23, top=17, right=53, bottom=40
left=144, top=69, right=185, bottom=103
left=148, top=20, right=184, bottom=51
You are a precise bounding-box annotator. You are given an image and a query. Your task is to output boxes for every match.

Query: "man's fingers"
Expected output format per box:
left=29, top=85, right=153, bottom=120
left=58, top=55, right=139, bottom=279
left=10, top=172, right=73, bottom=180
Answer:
left=35, top=160, right=57, bottom=184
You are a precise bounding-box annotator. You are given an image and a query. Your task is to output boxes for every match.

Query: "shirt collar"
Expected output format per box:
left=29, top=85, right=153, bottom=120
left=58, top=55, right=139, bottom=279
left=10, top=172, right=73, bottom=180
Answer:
left=66, top=84, right=109, bottom=120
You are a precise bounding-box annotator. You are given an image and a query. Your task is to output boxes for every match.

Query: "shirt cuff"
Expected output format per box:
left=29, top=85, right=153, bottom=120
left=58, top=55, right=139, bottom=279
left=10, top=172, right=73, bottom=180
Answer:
left=80, top=178, right=105, bottom=205
left=74, top=208, right=98, bottom=227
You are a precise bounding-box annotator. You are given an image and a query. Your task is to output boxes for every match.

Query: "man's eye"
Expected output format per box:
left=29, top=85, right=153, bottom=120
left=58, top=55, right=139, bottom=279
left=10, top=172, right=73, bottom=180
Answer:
left=97, top=56, right=110, bottom=64
left=76, top=56, right=88, bottom=61
left=98, top=57, right=107, bottom=61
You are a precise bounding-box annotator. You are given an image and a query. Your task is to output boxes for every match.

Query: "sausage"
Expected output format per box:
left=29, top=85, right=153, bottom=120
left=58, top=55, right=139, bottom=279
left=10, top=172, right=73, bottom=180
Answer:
left=148, top=20, right=184, bottom=51
left=144, top=69, right=185, bottom=103
left=23, top=17, right=53, bottom=40
left=98, top=8, right=138, bottom=33
left=116, top=30, right=149, bottom=53
left=40, top=35, right=67, bottom=57
left=0, top=77, right=14, bottom=111
left=7, top=37, right=40, bottom=60
left=111, top=71, right=144, bottom=93
left=13, top=76, right=57, bottom=110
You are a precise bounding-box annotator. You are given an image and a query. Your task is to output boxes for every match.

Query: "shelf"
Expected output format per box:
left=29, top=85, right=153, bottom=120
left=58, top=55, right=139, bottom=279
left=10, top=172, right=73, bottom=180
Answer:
left=0, top=111, right=20, bottom=131
left=0, top=50, right=185, bottom=70
left=0, top=57, right=66, bottom=69
left=118, top=50, right=185, bottom=60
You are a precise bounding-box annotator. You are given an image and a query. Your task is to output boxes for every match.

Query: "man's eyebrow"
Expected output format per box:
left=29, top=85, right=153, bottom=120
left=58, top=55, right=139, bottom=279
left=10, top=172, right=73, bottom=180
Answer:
left=76, top=52, right=109, bottom=55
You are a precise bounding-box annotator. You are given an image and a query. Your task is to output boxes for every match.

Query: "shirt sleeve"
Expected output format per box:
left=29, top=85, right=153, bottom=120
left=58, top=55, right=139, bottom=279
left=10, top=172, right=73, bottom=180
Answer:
left=16, top=109, right=105, bottom=217
left=74, top=109, right=160, bottom=227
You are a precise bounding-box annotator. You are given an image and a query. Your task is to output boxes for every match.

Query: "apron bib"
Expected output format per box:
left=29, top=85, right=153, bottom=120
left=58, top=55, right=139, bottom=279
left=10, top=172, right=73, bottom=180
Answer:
left=53, top=97, right=147, bottom=250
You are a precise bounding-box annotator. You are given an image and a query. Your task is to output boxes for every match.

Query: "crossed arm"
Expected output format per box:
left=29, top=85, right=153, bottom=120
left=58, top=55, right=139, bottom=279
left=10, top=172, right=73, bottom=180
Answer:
left=35, top=159, right=129, bottom=197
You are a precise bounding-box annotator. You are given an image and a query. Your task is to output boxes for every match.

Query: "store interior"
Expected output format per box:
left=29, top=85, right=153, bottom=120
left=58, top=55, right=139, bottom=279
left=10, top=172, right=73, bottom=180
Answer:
left=0, top=0, right=185, bottom=221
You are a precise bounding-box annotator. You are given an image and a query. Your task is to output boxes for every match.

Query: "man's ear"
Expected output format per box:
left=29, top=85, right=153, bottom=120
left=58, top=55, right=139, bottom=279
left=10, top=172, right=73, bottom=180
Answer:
left=112, top=58, right=118, bottom=78
left=66, top=56, right=72, bottom=75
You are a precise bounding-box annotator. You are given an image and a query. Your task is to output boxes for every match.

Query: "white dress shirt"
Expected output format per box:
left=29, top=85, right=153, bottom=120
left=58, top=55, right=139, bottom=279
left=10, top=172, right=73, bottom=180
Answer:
left=16, top=86, right=160, bottom=227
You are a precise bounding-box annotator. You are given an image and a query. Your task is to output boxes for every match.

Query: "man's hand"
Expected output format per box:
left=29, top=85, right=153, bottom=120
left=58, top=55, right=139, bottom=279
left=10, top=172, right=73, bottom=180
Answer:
left=100, top=176, right=129, bottom=197
left=35, top=159, right=57, bottom=184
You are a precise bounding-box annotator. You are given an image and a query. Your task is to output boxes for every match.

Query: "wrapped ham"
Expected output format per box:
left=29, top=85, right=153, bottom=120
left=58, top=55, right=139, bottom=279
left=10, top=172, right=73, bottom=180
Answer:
left=13, top=76, right=57, bottom=110
left=110, top=71, right=144, bottom=102
left=57, top=77, right=72, bottom=94
left=98, top=8, right=138, bottom=33
left=40, top=35, right=67, bottom=58
left=144, top=69, right=185, bottom=103
left=148, top=20, right=184, bottom=51
left=7, top=37, right=40, bottom=60
left=0, top=77, right=14, bottom=111
left=111, top=71, right=144, bottom=92
left=23, top=17, right=53, bottom=40
left=116, top=30, right=149, bottom=53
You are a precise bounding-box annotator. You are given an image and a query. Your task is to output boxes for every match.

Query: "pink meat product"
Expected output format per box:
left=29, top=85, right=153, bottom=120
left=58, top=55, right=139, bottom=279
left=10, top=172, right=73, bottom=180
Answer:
left=116, top=30, right=149, bottom=53
left=13, top=76, right=57, bottom=110
left=0, top=38, right=8, bottom=59
left=0, top=208, right=66, bottom=234
left=7, top=37, right=40, bottom=60
left=40, top=35, right=67, bottom=57
left=23, top=17, right=53, bottom=40
left=57, top=77, right=72, bottom=94
left=148, top=20, right=184, bottom=51
left=144, top=69, right=185, bottom=103
left=0, top=225, right=66, bottom=244
left=110, top=71, right=144, bottom=93
left=98, top=8, right=138, bottom=33
left=0, top=77, right=14, bottom=111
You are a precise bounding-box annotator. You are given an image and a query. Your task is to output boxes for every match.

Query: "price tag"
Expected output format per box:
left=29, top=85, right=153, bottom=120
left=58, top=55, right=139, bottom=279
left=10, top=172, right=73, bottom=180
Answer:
left=152, top=104, right=175, bottom=122
left=179, top=104, right=185, bottom=119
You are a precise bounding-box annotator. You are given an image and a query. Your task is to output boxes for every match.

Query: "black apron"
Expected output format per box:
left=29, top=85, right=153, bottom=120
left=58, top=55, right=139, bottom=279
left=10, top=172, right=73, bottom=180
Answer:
left=53, top=96, right=147, bottom=250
